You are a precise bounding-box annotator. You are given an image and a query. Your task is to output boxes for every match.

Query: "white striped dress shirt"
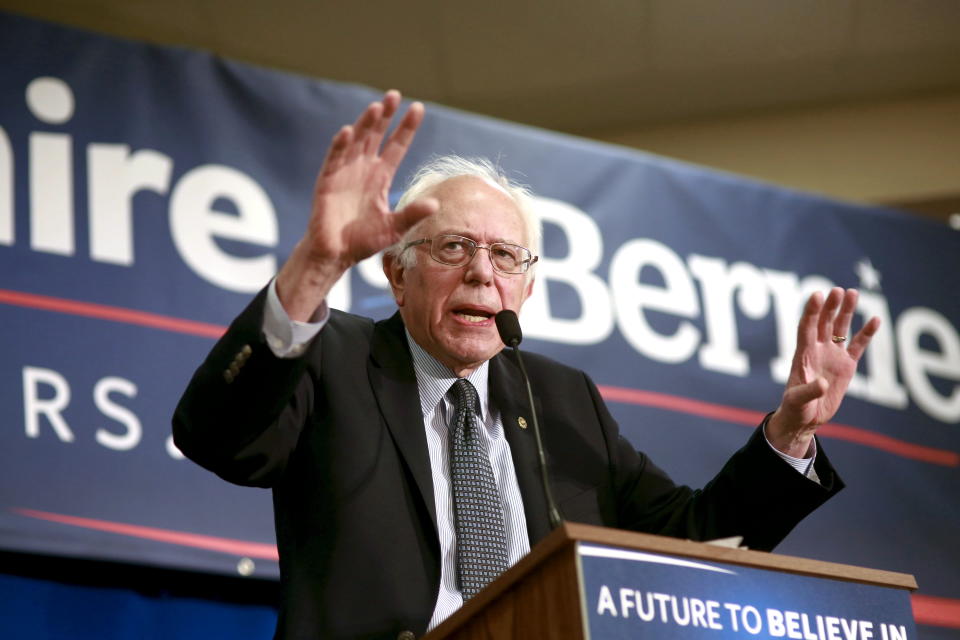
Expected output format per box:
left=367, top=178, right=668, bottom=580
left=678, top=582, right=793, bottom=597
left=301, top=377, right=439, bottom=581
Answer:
left=405, top=335, right=530, bottom=631
left=407, top=333, right=530, bottom=630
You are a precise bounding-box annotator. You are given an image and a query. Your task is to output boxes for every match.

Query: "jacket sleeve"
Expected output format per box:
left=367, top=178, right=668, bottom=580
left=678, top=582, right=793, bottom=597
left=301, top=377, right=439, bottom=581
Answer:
left=171, top=288, right=318, bottom=487
left=586, top=375, right=844, bottom=551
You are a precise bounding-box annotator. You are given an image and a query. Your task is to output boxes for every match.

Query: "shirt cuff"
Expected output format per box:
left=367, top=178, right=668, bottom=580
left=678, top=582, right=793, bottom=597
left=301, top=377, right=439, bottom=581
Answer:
left=762, top=417, right=820, bottom=484
left=262, top=278, right=329, bottom=358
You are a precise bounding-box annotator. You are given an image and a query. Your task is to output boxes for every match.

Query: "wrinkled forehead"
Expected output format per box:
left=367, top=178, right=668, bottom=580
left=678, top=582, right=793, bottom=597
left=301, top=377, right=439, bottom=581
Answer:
left=415, top=176, right=527, bottom=243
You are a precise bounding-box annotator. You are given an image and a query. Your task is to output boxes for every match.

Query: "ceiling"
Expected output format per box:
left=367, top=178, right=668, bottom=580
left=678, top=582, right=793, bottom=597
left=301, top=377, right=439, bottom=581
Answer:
left=4, top=0, right=960, bottom=137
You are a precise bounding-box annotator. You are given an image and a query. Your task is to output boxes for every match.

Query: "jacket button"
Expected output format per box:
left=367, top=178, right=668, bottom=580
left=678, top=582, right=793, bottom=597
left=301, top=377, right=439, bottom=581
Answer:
left=397, top=631, right=415, bottom=640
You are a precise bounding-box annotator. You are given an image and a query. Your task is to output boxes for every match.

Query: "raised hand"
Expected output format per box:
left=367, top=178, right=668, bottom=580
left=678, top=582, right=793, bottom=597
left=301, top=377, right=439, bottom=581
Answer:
left=277, top=90, right=437, bottom=320
left=767, top=288, right=880, bottom=458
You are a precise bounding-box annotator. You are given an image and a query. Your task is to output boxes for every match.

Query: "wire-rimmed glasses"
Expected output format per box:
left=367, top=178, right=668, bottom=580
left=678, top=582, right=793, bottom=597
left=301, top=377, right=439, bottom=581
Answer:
left=403, top=234, right=538, bottom=275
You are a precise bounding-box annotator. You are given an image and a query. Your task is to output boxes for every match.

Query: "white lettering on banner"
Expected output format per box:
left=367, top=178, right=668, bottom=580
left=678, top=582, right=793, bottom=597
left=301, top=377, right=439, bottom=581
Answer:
left=595, top=587, right=905, bottom=639
left=596, top=585, right=617, bottom=616
left=29, top=131, right=74, bottom=255
left=88, top=144, right=173, bottom=265
left=93, top=376, right=142, bottom=451
left=607, top=588, right=723, bottom=628
left=688, top=255, right=770, bottom=377
left=898, top=308, right=960, bottom=422
left=0, top=124, right=12, bottom=245
left=3, top=76, right=279, bottom=292
left=523, top=197, right=614, bottom=344
left=741, top=605, right=763, bottom=634
left=326, top=251, right=394, bottom=312
left=23, top=366, right=75, bottom=442
left=609, top=238, right=701, bottom=363
left=26, top=77, right=75, bottom=255
left=357, top=252, right=390, bottom=290
left=847, top=291, right=908, bottom=409
left=3, top=76, right=958, bottom=423
left=765, top=607, right=857, bottom=639
left=18, top=365, right=174, bottom=454
left=618, top=587, right=636, bottom=618
left=169, top=165, right=278, bottom=293
left=724, top=602, right=764, bottom=634
left=882, top=623, right=908, bottom=640
left=26, top=76, right=75, bottom=124
left=166, top=434, right=186, bottom=460
left=606, top=236, right=959, bottom=422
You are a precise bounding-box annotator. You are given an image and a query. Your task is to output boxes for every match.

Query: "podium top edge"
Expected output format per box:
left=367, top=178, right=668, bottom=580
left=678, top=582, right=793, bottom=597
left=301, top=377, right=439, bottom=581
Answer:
left=555, top=522, right=918, bottom=591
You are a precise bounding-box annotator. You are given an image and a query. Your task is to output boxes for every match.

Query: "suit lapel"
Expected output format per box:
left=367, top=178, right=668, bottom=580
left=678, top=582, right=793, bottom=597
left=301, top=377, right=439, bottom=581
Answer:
left=366, top=319, right=555, bottom=548
left=490, top=351, right=552, bottom=546
left=367, top=313, right=438, bottom=537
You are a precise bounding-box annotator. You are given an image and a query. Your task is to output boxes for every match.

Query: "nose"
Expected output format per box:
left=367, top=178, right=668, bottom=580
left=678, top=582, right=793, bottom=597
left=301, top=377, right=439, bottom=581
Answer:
left=463, top=246, right=496, bottom=284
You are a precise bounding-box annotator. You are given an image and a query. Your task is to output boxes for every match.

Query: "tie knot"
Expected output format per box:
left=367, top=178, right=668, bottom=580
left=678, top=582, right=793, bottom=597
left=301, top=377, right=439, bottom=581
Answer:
left=451, top=378, right=479, bottom=416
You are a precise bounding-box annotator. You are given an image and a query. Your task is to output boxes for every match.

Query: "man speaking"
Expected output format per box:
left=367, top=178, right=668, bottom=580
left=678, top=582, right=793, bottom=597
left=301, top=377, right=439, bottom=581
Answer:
left=173, top=91, right=879, bottom=639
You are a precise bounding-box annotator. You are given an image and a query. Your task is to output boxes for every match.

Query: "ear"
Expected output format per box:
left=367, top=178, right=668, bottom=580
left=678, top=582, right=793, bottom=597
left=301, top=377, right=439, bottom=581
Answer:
left=382, top=252, right=407, bottom=307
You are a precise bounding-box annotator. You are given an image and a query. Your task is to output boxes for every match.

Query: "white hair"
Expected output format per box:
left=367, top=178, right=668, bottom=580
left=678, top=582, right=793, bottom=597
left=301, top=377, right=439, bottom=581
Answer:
left=387, top=156, right=541, bottom=272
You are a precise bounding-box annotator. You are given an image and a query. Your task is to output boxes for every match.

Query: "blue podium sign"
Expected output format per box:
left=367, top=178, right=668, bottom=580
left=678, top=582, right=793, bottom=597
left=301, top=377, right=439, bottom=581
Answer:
left=577, top=543, right=917, bottom=640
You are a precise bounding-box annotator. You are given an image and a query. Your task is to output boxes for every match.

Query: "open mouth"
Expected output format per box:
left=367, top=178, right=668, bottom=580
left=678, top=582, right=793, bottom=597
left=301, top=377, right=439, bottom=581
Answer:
left=453, top=307, right=495, bottom=324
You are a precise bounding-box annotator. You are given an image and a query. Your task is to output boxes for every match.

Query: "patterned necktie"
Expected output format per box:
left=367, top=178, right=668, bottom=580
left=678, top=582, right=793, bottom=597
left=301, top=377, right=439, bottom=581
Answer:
left=448, top=378, right=509, bottom=599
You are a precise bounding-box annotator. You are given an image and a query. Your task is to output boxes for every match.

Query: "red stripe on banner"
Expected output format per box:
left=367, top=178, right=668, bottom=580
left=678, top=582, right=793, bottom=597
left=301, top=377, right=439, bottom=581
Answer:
left=816, top=423, right=959, bottom=468
left=599, top=386, right=768, bottom=425
left=912, top=594, right=960, bottom=629
left=0, top=288, right=226, bottom=338
left=597, top=385, right=959, bottom=468
left=12, top=508, right=278, bottom=561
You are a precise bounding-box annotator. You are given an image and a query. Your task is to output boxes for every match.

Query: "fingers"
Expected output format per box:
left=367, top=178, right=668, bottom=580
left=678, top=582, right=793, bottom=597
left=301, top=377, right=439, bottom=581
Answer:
left=319, top=125, right=353, bottom=178
left=380, top=101, right=425, bottom=169
left=816, top=287, right=844, bottom=342
left=783, top=377, right=828, bottom=408
left=362, top=90, right=401, bottom=155
left=847, top=315, right=881, bottom=361
left=796, top=290, right=824, bottom=347
left=346, top=100, right=384, bottom=163
left=320, top=91, right=420, bottom=176
left=350, top=90, right=414, bottom=161
left=378, top=90, right=401, bottom=123
left=317, top=90, right=418, bottom=184
left=831, top=288, right=858, bottom=342
left=393, top=197, right=439, bottom=235
left=799, top=286, right=878, bottom=360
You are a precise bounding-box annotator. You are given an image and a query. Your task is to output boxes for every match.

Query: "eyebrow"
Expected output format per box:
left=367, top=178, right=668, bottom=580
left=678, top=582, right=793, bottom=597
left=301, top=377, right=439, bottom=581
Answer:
left=437, top=230, right=522, bottom=246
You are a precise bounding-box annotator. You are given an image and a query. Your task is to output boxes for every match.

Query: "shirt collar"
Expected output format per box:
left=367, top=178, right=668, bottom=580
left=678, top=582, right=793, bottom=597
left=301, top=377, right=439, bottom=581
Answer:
left=406, top=331, right=489, bottom=421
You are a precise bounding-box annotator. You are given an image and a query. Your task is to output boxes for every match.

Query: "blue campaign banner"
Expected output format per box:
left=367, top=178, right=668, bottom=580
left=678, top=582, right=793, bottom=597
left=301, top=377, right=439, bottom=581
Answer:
left=578, top=543, right=916, bottom=640
left=1, top=11, right=957, bottom=633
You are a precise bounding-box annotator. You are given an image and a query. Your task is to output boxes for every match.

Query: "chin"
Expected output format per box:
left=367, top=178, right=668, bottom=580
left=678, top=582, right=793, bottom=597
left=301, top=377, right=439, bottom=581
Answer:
left=445, top=341, right=502, bottom=371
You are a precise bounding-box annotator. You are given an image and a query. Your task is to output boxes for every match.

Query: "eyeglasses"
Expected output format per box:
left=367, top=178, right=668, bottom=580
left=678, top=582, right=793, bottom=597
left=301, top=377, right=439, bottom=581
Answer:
left=403, top=234, right=539, bottom=275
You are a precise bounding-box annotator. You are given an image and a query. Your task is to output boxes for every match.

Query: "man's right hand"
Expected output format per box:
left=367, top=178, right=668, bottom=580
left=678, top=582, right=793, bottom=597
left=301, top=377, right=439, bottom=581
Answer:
left=276, top=90, right=437, bottom=321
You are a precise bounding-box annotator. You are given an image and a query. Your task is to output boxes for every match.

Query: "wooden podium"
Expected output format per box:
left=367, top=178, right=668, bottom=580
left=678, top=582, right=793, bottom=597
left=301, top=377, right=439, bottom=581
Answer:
left=424, top=523, right=917, bottom=640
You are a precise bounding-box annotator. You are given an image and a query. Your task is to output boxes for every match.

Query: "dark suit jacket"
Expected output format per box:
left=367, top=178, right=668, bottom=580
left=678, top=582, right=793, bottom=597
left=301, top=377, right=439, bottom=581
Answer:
left=173, top=290, right=843, bottom=640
